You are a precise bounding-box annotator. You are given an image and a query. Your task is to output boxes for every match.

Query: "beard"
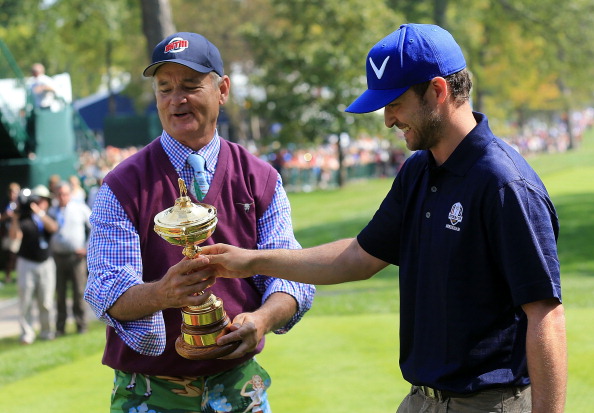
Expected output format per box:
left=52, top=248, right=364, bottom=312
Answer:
left=407, top=97, right=444, bottom=151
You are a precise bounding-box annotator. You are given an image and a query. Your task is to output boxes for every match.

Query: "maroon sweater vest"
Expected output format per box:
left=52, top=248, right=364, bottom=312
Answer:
left=102, top=137, right=278, bottom=376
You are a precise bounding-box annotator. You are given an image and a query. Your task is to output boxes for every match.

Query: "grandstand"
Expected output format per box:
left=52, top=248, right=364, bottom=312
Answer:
left=0, top=39, right=95, bottom=191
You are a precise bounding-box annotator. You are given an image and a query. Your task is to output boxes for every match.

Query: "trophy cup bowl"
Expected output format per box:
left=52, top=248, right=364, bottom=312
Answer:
left=153, top=178, right=240, bottom=360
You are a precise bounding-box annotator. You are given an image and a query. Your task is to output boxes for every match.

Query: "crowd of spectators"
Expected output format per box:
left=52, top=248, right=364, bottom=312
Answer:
left=0, top=177, right=91, bottom=343
left=76, top=136, right=408, bottom=196
left=72, top=108, right=593, bottom=197
left=502, top=108, right=593, bottom=156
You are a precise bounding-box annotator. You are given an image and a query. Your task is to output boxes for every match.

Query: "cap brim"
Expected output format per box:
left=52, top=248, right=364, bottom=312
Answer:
left=345, top=87, right=409, bottom=114
left=143, top=60, right=217, bottom=77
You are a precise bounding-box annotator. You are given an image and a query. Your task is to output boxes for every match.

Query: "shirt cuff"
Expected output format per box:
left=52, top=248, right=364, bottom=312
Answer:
left=261, top=277, right=315, bottom=334
left=84, top=265, right=167, bottom=356
left=105, top=312, right=167, bottom=356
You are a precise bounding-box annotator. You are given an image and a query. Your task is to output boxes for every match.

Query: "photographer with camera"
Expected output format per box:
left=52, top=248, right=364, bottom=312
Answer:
left=9, top=185, right=58, bottom=344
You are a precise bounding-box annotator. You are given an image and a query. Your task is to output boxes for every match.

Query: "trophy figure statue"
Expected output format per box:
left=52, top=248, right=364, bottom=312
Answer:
left=154, top=178, right=240, bottom=360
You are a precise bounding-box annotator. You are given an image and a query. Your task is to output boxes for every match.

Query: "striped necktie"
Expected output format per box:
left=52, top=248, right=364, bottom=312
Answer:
left=187, top=153, right=209, bottom=201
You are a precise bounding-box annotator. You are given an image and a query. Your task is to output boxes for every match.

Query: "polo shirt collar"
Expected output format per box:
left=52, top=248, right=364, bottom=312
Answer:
left=439, top=112, right=495, bottom=177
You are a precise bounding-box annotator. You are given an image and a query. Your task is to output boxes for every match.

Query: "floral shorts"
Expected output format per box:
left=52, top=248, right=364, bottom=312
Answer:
left=111, top=358, right=271, bottom=413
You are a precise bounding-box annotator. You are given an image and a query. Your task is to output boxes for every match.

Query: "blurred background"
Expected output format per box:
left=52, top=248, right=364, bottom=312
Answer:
left=1, top=0, right=593, bottom=194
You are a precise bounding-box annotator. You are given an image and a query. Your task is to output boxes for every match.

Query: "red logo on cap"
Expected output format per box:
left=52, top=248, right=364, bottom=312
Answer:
left=164, top=38, right=189, bottom=53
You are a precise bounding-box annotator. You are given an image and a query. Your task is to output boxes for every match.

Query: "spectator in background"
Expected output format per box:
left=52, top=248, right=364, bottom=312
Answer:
left=68, top=175, right=86, bottom=204
left=47, top=174, right=62, bottom=209
left=49, top=181, right=91, bottom=336
left=10, top=185, right=58, bottom=344
left=25, top=64, right=61, bottom=155
left=0, top=182, right=21, bottom=284
left=28, top=63, right=59, bottom=111
left=48, top=174, right=61, bottom=196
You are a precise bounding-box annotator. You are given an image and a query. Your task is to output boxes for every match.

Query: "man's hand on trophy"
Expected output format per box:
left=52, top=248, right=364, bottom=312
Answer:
left=156, top=257, right=216, bottom=308
left=215, top=312, right=261, bottom=359
left=200, top=244, right=258, bottom=279
left=215, top=291, right=298, bottom=360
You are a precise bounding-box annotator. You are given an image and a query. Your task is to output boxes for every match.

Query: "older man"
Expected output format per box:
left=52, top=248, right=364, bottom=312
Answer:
left=85, top=32, right=314, bottom=412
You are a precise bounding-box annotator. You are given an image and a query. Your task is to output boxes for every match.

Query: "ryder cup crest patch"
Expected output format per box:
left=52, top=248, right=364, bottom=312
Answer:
left=164, top=37, right=189, bottom=54
left=446, top=202, right=463, bottom=232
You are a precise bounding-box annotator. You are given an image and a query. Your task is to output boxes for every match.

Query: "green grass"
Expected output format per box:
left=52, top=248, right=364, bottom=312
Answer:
left=1, top=351, right=113, bottom=413
left=1, top=130, right=593, bottom=411
left=0, top=321, right=107, bottom=387
left=0, top=276, right=17, bottom=299
left=260, top=314, right=405, bottom=411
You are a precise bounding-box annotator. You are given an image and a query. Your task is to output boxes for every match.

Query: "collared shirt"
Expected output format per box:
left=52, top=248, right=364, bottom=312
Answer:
left=357, top=112, right=560, bottom=393
left=49, top=201, right=91, bottom=253
left=86, top=131, right=315, bottom=355
left=28, top=74, right=58, bottom=109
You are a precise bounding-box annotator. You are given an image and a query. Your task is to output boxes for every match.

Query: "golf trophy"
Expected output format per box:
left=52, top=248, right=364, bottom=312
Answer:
left=153, top=178, right=240, bottom=360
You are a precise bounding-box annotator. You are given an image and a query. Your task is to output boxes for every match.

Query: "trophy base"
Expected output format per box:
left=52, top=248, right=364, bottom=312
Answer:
left=175, top=336, right=240, bottom=360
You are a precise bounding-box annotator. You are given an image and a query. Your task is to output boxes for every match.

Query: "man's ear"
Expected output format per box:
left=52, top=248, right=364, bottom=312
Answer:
left=426, top=77, right=449, bottom=105
left=219, top=75, right=231, bottom=105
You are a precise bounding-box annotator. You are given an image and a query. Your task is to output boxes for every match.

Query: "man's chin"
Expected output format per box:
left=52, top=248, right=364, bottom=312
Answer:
left=403, top=138, right=417, bottom=152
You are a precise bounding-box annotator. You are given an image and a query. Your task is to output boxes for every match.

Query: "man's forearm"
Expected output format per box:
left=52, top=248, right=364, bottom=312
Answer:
left=524, top=299, right=567, bottom=413
left=247, top=238, right=387, bottom=285
left=255, top=292, right=298, bottom=334
left=107, top=282, right=163, bottom=321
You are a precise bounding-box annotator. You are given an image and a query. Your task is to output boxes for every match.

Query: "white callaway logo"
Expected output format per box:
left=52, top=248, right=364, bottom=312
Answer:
left=369, top=56, right=390, bottom=79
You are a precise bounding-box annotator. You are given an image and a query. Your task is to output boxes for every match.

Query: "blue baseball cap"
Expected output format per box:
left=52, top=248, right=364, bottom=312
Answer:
left=143, top=32, right=224, bottom=77
left=345, top=24, right=466, bottom=114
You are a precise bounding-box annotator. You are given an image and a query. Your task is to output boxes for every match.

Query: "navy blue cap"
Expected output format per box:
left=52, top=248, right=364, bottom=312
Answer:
left=345, top=24, right=466, bottom=114
left=143, top=32, right=224, bottom=77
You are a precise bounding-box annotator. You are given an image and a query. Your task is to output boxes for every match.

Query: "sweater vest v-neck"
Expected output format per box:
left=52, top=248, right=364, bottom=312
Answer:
left=103, top=137, right=277, bottom=376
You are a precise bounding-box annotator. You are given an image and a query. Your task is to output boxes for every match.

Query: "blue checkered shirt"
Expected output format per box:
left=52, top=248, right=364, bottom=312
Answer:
left=85, top=132, right=315, bottom=356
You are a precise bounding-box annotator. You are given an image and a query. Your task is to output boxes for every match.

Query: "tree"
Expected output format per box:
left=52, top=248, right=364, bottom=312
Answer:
left=0, top=0, right=144, bottom=99
left=2, top=0, right=593, bottom=153
left=237, top=0, right=402, bottom=185
left=390, top=0, right=594, bottom=147
left=240, top=1, right=401, bottom=142
left=140, top=0, right=176, bottom=58
left=491, top=0, right=594, bottom=149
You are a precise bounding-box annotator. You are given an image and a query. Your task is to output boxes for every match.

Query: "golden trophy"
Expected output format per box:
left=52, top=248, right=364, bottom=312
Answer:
left=154, top=178, right=240, bottom=360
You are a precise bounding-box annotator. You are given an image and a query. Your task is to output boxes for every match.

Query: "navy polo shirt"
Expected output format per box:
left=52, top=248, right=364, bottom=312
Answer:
left=357, top=112, right=561, bottom=393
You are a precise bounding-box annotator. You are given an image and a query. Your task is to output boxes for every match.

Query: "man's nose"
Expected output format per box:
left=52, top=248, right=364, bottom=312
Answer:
left=384, top=107, right=396, bottom=128
left=172, top=90, right=188, bottom=105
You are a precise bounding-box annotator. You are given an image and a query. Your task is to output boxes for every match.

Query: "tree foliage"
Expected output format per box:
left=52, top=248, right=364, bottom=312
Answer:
left=1, top=0, right=593, bottom=146
left=237, top=0, right=402, bottom=146
left=0, top=0, right=144, bottom=99
left=447, top=0, right=594, bottom=141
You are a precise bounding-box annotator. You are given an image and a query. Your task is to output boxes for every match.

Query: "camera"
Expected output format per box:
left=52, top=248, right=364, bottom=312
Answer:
left=17, top=188, right=34, bottom=214
left=16, top=185, right=52, bottom=215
